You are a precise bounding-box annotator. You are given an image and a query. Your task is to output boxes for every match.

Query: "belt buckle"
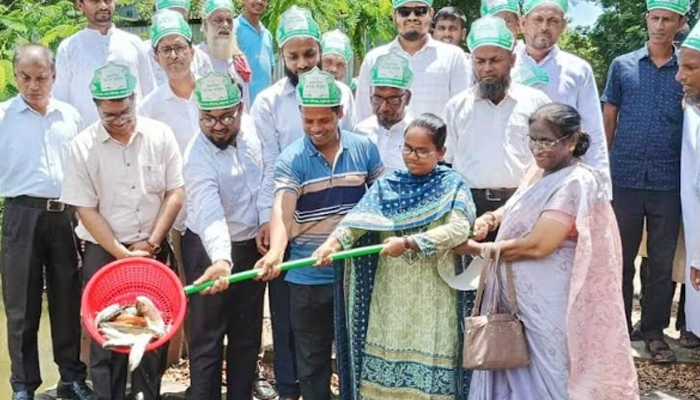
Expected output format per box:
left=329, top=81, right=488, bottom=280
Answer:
left=46, top=199, right=65, bottom=212
left=485, top=189, right=502, bottom=202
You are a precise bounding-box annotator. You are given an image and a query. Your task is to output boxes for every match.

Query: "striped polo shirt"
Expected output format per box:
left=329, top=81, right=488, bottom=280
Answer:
left=274, top=130, right=384, bottom=285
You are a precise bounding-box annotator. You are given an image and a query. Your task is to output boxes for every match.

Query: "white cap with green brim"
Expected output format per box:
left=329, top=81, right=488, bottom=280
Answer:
left=156, top=0, right=191, bottom=13
left=90, top=62, right=137, bottom=100
left=522, top=0, right=568, bottom=15
left=371, top=52, right=413, bottom=89
left=682, top=22, right=700, bottom=52
left=511, top=62, right=550, bottom=87
left=276, top=6, right=321, bottom=48
left=481, top=0, right=520, bottom=16
left=151, top=10, right=193, bottom=47
left=392, top=0, right=433, bottom=8
left=202, top=0, right=234, bottom=19
left=296, top=67, right=342, bottom=107
left=647, top=0, right=690, bottom=15
left=321, top=30, right=353, bottom=64
left=467, top=16, right=515, bottom=52
left=195, top=73, right=242, bottom=110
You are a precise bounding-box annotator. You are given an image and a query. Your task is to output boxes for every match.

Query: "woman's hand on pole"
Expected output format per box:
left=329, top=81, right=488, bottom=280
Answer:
left=380, top=237, right=406, bottom=258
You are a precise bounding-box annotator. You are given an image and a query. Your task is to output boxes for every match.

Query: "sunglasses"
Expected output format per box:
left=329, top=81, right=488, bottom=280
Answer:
left=396, top=6, right=429, bottom=18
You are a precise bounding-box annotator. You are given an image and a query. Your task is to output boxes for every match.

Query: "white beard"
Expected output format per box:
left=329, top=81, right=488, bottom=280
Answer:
left=206, top=31, right=235, bottom=61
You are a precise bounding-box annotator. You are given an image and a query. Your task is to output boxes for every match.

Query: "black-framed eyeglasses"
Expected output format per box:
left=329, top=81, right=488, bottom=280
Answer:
left=101, top=108, right=135, bottom=124
left=396, top=6, right=429, bottom=18
left=528, top=133, right=572, bottom=150
left=157, top=44, right=189, bottom=57
left=200, top=109, right=241, bottom=128
left=402, top=146, right=436, bottom=159
left=370, top=93, right=406, bottom=106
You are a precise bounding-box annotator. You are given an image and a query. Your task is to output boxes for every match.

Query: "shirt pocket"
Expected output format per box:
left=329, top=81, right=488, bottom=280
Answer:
left=142, top=164, right=166, bottom=193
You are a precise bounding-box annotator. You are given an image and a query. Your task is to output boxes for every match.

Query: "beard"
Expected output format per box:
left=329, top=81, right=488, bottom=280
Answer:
left=686, top=94, right=700, bottom=107
left=284, top=61, right=323, bottom=87
left=477, top=75, right=511, bottom=104
left=206, top=29, right=235, bottom=60
left=400, top=30, right=425, bottom=42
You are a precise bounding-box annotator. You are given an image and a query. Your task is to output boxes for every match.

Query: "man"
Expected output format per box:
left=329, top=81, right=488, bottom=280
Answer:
left=236, top=0, right=275, bottom=103
left=249, top=8, right=356, bottom=399
left=517, top=0, right=610, bottom=186
left=356, top=52, right=413, bottom=172
left=181, top=73, right=267, bottom=400
left=0, top=44, right=94, bottom=400
left=603, top=0, right=688, bottom=363
left=444, top=16, right=550, bottom=225
left=321, top=29, right=353, bottom=82
left=148, top=0, right=214, bottom=86
left=61, top=63, right=185, bottom=400
left=431, top=6, right=467, bottom=47
left=254, top=68, right=384, bottom=400
left=197, top=0, right=251, bottom=105
left=355, top=0, right=472, bottom=121
left=678, top=20, right=700, bottom=340
left=54, top=0, right=155, bottom=126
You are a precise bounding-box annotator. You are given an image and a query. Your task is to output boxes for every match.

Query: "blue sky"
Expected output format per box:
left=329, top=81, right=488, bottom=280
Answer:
left=569, top=1, right=604, bottom=27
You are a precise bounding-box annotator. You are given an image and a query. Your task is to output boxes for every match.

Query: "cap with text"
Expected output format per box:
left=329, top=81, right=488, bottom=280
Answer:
left=322, top=30, right=353, bottom=64
left=296, top=67, right=342, bottom=107
left=155, top=0, right=191, bottom=13
left=90, top=62, right=137, bottom=100
left=151, top=9, right=193, bottom=47
left=682, top=22, right=700, bottom=52
left=393, top=0, right=433, bottom=8
left=467, top=16, right=515, bottom=52
left=276, top=6, right=321, bottom=48
left=522, top=0, right=568, bottom=15
left=195, top=73, right=242, bottom=110
left=203, top=0, right=234, bottom=19
left=371, top=52, right=413, bottom=89
left=480, top=0, right=520, bottom=16
left=646, top=0, right=690, bottom=15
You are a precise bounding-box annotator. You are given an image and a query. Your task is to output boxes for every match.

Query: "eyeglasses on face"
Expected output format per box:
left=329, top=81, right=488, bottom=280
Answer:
left=200, top=109, right=241, bottom=128
left=370, top=93, right=406, bottom=106
left=157, top=44, right=189, bottom=56
left=527, top=133, right=572, bottom=150
left=396, top=6, right=429, bottom=18
left=402, top=146, right=436, bottom=159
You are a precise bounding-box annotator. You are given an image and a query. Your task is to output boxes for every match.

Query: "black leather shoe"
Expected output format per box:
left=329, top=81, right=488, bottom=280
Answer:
left=56, top=381, right=97, bottom=400
left=12, top=391, right=34, bottom=400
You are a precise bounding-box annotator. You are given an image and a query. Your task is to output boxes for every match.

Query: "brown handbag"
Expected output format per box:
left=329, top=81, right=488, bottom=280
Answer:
left=462, top=245, right=531, bottom=370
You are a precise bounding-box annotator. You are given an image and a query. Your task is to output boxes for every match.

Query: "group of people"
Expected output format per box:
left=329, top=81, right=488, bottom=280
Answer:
left=2, top=0, right=700, bottom=399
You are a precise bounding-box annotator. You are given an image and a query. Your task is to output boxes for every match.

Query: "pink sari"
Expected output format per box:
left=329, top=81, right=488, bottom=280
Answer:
left=468, top=163, right=639, bottom=400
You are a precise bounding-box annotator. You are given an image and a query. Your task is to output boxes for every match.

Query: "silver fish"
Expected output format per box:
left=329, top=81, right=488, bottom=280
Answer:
left=135, top=296, right=167, bottom=338
left=94, top=304, right=122, bottom=329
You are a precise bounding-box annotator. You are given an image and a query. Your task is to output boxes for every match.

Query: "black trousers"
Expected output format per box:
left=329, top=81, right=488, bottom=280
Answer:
left=289, top=283, right=334, bottom=400
left=269, top=270, right=299, bottom=398
left=613, top=186, right=681, bottom=340
left=83, top=242, right=169, bottom=400
left=471, top=189, right=514, bottom=241
left=181, top=230, right=265, bottom=400
left=0, top=201, right=87, bottom=392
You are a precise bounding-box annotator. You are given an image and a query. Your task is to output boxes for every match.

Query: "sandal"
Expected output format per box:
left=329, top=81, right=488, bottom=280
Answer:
left=680, top=329, right=700, bottom=349
left=252, top=375, right=277, bottom=400
left=645, top=339, right=677, bottom=364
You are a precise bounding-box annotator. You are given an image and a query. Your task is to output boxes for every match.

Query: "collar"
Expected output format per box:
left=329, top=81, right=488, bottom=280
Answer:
left=521, top=44, right=560, bottom=66
left=97, top=118, right=143, bottom=144
left=388, top=35, right=437, bottom=56
left=638, top=43, right=679, bottom=66
left=10, top=96, right=57, bottom=116
left=237, top=15, right=266, bottom=33
left=379, top=113, right=412, bottom=134
left=281, top=77, right=297, bottom=96
left=83, top=25, right=116, bottom=37
left=198, top=129, right=241, bottom=154
left=163, top=81, right=195, bottom=102
left=303, top=129, right=348, bottom=156
left=473, top=82, right=520, bottom=105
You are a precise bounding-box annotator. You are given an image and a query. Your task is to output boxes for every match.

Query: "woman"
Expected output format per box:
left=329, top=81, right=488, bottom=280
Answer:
left=461, top=104, right=639, bottom=400
left=314, top=114, right=477, bottom=400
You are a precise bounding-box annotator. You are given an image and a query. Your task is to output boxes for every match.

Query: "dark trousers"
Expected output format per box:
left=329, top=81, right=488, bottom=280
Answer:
left=0, top=201, right=86, bottom=392
left=289, top=283, right=334, bottom=400
left=269, top=270, right=299, bottom=398
left=613, top=186, right=681, bottom=340
left=83, top=242, right=169, bottom=400
left=181, top=230, right=265, bottom=400
left=471, top=189, right=514, bottom=241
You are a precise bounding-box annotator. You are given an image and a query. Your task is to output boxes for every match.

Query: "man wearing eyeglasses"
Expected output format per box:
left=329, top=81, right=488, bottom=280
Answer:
left=443, top=17, right=550, bottom=239
left=181, top=73, right=267, bottom=400
left=60, top=63, right=185, bottom=400
left=354, top=0, right=471, bottom=122
left=356, top=52, right=414, bottom=172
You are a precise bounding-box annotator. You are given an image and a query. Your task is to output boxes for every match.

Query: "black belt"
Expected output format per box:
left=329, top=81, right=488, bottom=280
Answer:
left=471, top=188, right=517, bottom=202
left=232, top=238, right=256, bottom=247
left=6, top=195, right=68, bottom=212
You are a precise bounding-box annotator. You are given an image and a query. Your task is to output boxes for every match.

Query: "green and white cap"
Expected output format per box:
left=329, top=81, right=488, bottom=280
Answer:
left=522, top=0, right=568, bottom=15
left=350, top=77, right=359, bottom=92
left=392, top=0, right=433, bottom=8
left=321, top=30, right=353, bottom=64
left=90, top=62, right=137, bottom=100
left=370, top=52, right=413, bottom=89
left=511, top=62, right=550, bottom=87
left=155, top=0, right=191, bottom=13
left=276, top=6, right=321, bottom=48
left=195, top=73, right=242, bottom=110
left=151, top=9, right=193, bottom=47
left=682, top=22, right=700, bottom=52
left=296, top=67, right=342, bottom=107
left=202, top=0, right=234, bottom=18
left=467, top=16, right=515, bottom=52
left=646, top=0, right=690, bottom=15
left=480, top=0, right=520, bottom=16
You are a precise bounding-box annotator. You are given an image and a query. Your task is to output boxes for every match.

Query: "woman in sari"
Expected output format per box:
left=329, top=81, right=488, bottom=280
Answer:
left=313, top=113, right=477, bottom=400
left=461, top=103, right=639, bottom=400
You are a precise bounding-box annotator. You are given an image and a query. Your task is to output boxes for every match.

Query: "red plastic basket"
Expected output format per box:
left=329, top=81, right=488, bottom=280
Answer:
left=81, top=257, right=187, bottom=354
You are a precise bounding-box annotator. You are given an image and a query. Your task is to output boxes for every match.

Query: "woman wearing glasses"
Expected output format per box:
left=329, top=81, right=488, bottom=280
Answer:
left=314, top=113, right=477, bottom=400
left=461, top=103, right=639, bottom=400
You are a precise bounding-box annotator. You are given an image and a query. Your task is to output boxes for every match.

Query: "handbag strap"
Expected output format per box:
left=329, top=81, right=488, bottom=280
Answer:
left=470, top=244, right=498, bottom=317
left=495, top=261, right=519, bottom=315
left=471, top=245, right=520, bottom=317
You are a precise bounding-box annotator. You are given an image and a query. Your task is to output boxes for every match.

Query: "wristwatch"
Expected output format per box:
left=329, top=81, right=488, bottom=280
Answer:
left=402, top=236, right=414, bottom=253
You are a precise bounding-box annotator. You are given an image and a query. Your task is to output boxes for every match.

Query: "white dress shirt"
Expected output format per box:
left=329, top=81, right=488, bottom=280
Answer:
left=514, top=45, right=611, bottom=184
left=355, top=36, right=472, bottom=122
left=444, top=83, right=551, bottom=189
left=0, top=96, right=82, bottom=198
left=139, top=83, right=200, bottom=153
left=250, top=76, right=357, bottom=222
left=53, top=26, right=156, bottom=126
left=196, top=43, right=251, bottom=107
left=184, top=115, right=263, bottom=264
left=355, top=114, right=412, bottom=173
left=147, top=42, right=214, bottom=87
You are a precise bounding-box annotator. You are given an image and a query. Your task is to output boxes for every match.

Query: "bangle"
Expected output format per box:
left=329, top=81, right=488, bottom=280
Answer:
left=403, top=236, right=414, bottom=253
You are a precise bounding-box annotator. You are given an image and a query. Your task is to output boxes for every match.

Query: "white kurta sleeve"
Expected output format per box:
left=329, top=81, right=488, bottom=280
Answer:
left=355, top=55, right=375, bottom=122
left=450, top=51, right=472, bottom=98
left=443, top=97, right=458, bottom=165
left=251, top=95, right=280, bottom=224
left=53, top=42, right=72, bottom=104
